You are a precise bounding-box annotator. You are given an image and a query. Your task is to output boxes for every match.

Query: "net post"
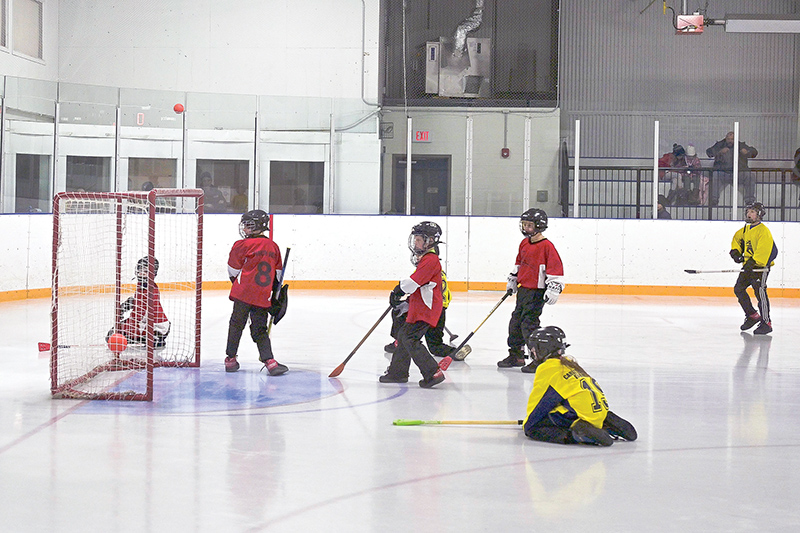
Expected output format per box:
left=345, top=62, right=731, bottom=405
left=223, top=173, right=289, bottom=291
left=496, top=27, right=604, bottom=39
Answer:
left=194, top=192, right=204, bottom=367
left=50, top=193, right=62, bottom=396
left=146, top=189, right=157, bottom=401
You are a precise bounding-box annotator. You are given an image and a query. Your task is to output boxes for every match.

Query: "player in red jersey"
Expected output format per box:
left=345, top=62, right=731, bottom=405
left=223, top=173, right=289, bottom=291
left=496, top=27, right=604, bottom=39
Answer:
left=498, top=208, right=565, bottom=372
left=380, top=221, right=447, bottom=388
left=109, top=256, right=171, bottom=348
left=224, top=210, right=288, bottom=375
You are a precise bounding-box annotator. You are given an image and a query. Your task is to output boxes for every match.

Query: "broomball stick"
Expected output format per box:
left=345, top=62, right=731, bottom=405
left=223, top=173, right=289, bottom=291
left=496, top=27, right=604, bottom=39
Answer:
left=329, top=305, right=393, bottom=378
left=684, top=268, right=767, bottom=274
left=449, top=289, right=513, bottom=356
left=393, top=419, right=523, bottom=426
left=443, top=325, right=459, bottom=344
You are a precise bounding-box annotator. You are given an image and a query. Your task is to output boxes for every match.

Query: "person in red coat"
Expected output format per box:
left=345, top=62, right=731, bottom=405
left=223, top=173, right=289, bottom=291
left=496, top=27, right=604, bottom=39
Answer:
left=224, top=210, right=288, bottom=376
left=380, top=221, right=447, bottom=388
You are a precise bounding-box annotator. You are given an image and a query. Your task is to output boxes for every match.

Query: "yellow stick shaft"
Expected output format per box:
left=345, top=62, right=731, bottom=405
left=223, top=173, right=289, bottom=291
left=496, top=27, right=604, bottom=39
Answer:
left=393, top=419, right=523, bottom=426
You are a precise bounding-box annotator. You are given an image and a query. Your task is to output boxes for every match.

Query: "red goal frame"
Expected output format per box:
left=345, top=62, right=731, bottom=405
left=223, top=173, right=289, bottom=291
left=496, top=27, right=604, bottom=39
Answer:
left=50, top=189, right=204, bottom=401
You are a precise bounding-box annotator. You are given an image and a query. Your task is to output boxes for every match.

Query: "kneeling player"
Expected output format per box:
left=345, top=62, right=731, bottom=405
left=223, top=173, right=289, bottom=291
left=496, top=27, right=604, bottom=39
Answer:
left=108, top=257, right=171, bottom=348
left=523, top=326, right=636, bottom=446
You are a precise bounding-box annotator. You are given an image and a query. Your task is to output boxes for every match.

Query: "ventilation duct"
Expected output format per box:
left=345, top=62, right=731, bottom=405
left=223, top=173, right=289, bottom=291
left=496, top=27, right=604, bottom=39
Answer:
left=724, top=14, right=800, bottom=33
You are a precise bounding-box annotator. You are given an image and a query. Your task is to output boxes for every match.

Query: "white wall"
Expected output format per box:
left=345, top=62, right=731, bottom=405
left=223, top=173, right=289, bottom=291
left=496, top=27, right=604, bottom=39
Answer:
left=56, top=0, right=380, bottom=100
left=4, top=214, right=799, bottom=294
left=0, top=0, right=59, bottom=81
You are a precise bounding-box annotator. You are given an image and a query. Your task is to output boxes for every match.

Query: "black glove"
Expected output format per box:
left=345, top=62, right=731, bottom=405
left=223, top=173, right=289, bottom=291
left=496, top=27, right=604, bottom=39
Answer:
left=120, top=296, right=134, bottom=312
left=389, top=284, right=405, bottom=308
left=729, top=249, right=744, bottom=263
left=743, top=258, right=757, bottom=272
left=269, top=284, right=288, bottom=324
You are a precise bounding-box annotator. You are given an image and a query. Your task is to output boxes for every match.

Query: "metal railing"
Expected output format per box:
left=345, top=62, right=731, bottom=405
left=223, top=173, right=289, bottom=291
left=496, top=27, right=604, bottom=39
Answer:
left=566, top=166, right=800, bottom=221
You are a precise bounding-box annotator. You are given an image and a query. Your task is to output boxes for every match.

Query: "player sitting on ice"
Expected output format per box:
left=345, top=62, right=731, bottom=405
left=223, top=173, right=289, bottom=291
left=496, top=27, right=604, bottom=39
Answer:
left=224, top=209, right=288, bottom=375
left=380, top=221, right=447, bottom=388
left=523, top=326, right=637, bottom=446
left=108, top=257, right=171, bottom=348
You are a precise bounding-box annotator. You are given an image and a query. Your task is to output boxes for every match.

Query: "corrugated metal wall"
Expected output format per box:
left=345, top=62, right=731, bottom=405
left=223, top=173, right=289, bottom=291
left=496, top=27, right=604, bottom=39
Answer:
left=560, top=0, right=800, bottom=159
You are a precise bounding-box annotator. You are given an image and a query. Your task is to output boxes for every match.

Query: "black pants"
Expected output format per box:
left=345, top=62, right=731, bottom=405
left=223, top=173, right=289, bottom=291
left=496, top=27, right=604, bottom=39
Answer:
left=524, top=414, right=576, bottom=445
left=390, top=307, right=453, bottom=358
left=226, top=299, right=274, bottom=362
left=386, top=320, right=440, bottom=380
left=507, top=287, right=547, bottom=354
left=734, top=269, right=771, bottom=323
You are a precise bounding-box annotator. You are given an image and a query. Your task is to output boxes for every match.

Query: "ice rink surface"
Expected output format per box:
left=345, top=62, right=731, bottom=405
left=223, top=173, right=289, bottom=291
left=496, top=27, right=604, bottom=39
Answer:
left=2, top=289, right=800, bottom=532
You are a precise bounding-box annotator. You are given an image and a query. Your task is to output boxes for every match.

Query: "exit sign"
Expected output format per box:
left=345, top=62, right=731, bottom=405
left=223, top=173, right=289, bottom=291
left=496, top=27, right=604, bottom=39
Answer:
left=413, top=130, right=431, bottom=143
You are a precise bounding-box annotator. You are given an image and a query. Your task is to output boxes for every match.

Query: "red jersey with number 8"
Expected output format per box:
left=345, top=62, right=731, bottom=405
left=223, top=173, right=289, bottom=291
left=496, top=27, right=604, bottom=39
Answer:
left=228, top=236, right=283, bottom=308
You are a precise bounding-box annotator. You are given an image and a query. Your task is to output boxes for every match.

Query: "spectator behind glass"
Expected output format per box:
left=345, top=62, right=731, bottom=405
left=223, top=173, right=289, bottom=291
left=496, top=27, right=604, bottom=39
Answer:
left=200, top=172, right=229, bottom=213
left=658, top=144, right=701, bottom=205
left=657, top=194, right=672, bottom=219
left=706, top=131, right=758, bottom=206
left=231, top=186, right=248, bottom=213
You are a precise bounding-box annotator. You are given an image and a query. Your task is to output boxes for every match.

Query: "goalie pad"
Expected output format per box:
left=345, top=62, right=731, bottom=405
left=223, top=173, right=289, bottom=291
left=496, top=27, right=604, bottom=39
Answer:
left=270, top=284, right=289, bottom=324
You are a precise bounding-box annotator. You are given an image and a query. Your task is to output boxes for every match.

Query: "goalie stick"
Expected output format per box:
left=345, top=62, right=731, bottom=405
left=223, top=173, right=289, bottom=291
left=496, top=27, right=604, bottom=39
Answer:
left=684, top=268, right=768, bottom=274
left=393, top=419, right=523, bottom=426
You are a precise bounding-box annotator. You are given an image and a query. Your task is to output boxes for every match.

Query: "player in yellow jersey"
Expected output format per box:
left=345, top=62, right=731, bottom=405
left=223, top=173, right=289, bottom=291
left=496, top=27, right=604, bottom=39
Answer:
left=729, top=201, right=778, bottom=335
left=523, top=326, right=637, bottom=446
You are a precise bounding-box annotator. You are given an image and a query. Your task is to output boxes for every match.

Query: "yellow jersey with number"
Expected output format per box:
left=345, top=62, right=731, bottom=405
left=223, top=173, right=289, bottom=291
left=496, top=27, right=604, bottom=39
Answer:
left=441, top=271, right=452, bottom=309
left=524, top=357, right=609, bottom=432
left=731, top=222, right=778, bottom=268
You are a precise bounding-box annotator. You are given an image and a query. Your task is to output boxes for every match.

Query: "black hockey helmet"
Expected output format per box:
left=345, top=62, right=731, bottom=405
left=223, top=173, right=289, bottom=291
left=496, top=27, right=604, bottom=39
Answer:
left=409, top=221, right=443, bottom=256
left=135, top=256, right=159, bottom=279
left=520, top=208, right=547, bottom=236
left=240, top=209, right=270, bottom=237
left=527, top=326, right=569, bottom=365
left=744, top=201, right=766, bottom=221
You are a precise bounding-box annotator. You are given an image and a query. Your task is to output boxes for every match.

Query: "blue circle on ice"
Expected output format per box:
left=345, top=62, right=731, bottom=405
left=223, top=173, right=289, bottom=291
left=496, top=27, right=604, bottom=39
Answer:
left=76, top=366, right=344, bottom=415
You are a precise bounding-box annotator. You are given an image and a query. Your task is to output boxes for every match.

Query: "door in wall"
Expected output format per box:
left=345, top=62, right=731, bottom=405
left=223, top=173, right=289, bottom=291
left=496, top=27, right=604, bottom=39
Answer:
left=392, top=155, right=450, bottom=216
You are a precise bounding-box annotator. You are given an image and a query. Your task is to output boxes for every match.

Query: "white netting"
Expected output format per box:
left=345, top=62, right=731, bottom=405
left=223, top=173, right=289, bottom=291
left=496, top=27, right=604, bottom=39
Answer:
left=51, top=190, right=202, bottom=400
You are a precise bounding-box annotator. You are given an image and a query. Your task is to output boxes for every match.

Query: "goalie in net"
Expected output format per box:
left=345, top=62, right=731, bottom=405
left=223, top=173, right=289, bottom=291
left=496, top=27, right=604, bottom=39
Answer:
left=50, top=189, right=203, bottom=401
left=107, top=256, right=171, bottom=348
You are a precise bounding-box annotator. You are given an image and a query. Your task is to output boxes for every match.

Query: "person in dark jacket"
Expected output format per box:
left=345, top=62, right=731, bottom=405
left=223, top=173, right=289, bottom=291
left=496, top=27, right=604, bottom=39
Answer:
left=706, top=132, right=758, bottom=206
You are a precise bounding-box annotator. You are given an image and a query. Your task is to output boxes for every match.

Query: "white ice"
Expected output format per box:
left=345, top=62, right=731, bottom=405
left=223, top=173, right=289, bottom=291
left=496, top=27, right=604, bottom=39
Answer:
left=2, top=290, right=800, bottom=532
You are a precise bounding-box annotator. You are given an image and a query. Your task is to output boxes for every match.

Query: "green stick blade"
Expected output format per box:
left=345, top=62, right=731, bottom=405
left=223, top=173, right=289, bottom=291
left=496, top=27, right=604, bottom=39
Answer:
left=393, top=419, right=436, bottom=426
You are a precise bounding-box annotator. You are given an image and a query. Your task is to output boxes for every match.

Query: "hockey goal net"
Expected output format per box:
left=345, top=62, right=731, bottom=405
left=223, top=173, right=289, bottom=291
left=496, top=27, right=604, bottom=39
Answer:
left=51, top=189, right=203, bottom=400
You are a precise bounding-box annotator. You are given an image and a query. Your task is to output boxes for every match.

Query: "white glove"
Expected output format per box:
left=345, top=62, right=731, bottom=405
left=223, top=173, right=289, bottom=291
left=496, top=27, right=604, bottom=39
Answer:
left=544, top=281, right=563, bottom=305
left=506, top=274, right=518, bottom=295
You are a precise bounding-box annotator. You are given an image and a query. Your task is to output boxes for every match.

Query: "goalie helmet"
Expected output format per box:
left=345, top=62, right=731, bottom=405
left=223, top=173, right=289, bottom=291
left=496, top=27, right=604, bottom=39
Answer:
left=744, top=201, right=766, bottom=221
left=520, top=208, right=547, bottom=236
left=135, top=256, right=159, bottom=280
left=527, top=326, right=569, bottom=365
left=408, top=221, right=443, bottom=257
left=240, top=209, right=270, bottom=238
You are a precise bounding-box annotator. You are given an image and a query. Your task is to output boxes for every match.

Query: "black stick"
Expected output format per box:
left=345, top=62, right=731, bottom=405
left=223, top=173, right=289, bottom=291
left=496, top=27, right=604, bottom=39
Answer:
left=268, top=247, right=291, bottom=333
left=684, top=268, right=767, bottom=274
